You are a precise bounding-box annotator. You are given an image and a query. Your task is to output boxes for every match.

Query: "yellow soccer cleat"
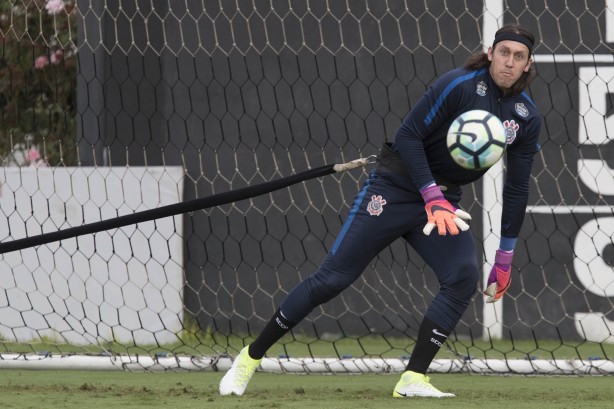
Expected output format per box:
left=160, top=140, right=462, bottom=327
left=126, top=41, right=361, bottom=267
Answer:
left=219, top=346, right=262, bottom=396
left=392, top=370, right=455, bottom=398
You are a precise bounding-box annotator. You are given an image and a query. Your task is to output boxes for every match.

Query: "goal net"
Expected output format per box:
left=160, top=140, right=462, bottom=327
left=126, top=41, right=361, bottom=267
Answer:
left=0, top=0, right=613, bottom=375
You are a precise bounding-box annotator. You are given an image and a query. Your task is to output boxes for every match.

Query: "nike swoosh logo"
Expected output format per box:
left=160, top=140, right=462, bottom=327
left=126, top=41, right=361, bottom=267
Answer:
left=450, top=131, right=478, bottom=142
left=430, top=205, right=453, bottom=214
left=432, top=328, right=448, bottom=338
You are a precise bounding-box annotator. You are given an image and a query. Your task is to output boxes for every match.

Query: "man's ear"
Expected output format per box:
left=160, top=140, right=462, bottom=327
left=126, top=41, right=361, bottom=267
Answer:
left=524, top=58, right=532, bottom=72
left=487, top=46, right=494, bottom=62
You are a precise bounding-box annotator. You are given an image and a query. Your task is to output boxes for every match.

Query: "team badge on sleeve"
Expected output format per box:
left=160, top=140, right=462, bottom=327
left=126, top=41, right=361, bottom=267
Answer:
left=515, top=103, right=529, bottom=117
left=476, top=81, right=487, bottom=96
left=367, top=195, right=387, bottom=216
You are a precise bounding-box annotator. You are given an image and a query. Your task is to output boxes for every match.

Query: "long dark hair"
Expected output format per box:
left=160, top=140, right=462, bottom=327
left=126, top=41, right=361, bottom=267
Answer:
left=464, top=25, right=537, bottom=94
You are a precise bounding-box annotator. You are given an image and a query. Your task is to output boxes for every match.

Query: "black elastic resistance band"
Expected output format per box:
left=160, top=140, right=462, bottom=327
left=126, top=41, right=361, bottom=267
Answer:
left=0, top=164, right=336, bottom=254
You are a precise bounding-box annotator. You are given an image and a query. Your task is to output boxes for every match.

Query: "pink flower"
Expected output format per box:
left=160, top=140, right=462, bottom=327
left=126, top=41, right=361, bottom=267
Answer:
left=34, top=55, right=49, bottom=69
left=45, top=0, right=65, bottom=15
left=26, top=148, right=48, bottom=167
left=26, top=148, right=41, bottom=163
left=50, top=49, right=64, bottom=64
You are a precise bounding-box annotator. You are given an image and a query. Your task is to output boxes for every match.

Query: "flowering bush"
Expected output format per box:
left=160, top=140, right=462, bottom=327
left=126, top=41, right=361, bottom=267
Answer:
left=0, top=0, right=77, bottom=166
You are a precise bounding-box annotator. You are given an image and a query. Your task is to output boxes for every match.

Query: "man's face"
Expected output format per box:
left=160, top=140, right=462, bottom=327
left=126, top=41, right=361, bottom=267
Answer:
left=488, top=40, right=532, bottom=92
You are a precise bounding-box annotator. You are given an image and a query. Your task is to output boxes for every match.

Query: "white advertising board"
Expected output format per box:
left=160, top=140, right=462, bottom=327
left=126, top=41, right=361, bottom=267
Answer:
left=0, top=167, right=184, bottom=346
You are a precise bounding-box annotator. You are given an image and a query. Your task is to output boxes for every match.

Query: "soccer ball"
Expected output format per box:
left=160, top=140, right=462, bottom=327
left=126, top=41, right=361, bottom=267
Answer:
left=446, top=110, right=506, bottom=170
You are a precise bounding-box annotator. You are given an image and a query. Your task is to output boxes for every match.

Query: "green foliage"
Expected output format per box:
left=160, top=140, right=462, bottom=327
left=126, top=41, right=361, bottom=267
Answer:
left=0, top=0, right=77, bottom=166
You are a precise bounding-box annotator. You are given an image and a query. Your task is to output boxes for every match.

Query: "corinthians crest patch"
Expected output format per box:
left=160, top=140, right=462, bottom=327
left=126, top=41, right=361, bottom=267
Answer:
left=503, top=119, right=520, bottom=144
left=367, top=195, right=387, bottom=216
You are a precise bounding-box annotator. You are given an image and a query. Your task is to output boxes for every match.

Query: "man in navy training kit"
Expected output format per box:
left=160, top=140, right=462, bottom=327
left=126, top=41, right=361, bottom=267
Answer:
left=220, top=24, right=541, bottom=398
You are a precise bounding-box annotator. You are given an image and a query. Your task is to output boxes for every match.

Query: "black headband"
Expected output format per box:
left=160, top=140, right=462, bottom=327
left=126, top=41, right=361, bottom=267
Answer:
left=492, top=32, right=534, bottom=56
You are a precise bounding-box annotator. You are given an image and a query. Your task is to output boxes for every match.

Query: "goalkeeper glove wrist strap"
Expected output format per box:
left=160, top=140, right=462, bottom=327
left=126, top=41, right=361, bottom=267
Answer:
left=495, top=249, right=514, bottom=265
left=420, top=183, right=443, bottom=203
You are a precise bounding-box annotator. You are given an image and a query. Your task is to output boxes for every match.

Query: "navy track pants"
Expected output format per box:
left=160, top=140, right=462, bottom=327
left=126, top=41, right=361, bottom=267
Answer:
left=280, top=170, right=479, bottom=332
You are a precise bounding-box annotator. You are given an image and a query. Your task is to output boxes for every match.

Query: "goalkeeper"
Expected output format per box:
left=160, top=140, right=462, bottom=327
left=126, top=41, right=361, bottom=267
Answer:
left=220, top=24, right=542, bottom=398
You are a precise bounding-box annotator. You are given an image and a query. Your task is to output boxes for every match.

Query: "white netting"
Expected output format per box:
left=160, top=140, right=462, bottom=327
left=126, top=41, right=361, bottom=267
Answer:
left=0, top=0, right=612, bottom=373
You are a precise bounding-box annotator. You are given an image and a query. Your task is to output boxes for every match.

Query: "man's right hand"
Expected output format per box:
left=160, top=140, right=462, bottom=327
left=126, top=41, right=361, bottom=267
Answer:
left=423, top=199, right=471, bottom=236
left=420, top=184, right=471, bottom=236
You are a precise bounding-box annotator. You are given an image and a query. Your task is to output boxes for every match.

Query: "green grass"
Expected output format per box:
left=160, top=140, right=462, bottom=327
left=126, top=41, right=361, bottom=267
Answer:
left=0, top=370, right=612, bottom=408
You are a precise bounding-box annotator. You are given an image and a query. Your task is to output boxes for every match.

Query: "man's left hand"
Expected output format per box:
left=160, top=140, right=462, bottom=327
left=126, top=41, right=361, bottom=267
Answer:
left=484, top=249, right=514, bottom=303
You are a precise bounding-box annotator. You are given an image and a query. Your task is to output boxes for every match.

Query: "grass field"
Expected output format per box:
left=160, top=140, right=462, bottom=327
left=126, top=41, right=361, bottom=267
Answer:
left=0, top=370, right=612, bottom=409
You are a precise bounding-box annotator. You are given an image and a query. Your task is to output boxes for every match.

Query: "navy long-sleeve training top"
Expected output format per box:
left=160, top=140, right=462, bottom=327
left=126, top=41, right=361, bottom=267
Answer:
left=394, top=66, right=542, bottom=239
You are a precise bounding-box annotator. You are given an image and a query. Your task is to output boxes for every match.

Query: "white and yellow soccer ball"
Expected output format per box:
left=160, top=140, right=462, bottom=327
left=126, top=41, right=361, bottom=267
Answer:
left=446, top=109, right=507, bottom=170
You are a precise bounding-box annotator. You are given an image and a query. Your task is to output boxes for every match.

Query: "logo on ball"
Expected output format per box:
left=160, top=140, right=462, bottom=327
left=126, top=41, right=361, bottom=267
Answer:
left=446, top=110, right=507, bottom=171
